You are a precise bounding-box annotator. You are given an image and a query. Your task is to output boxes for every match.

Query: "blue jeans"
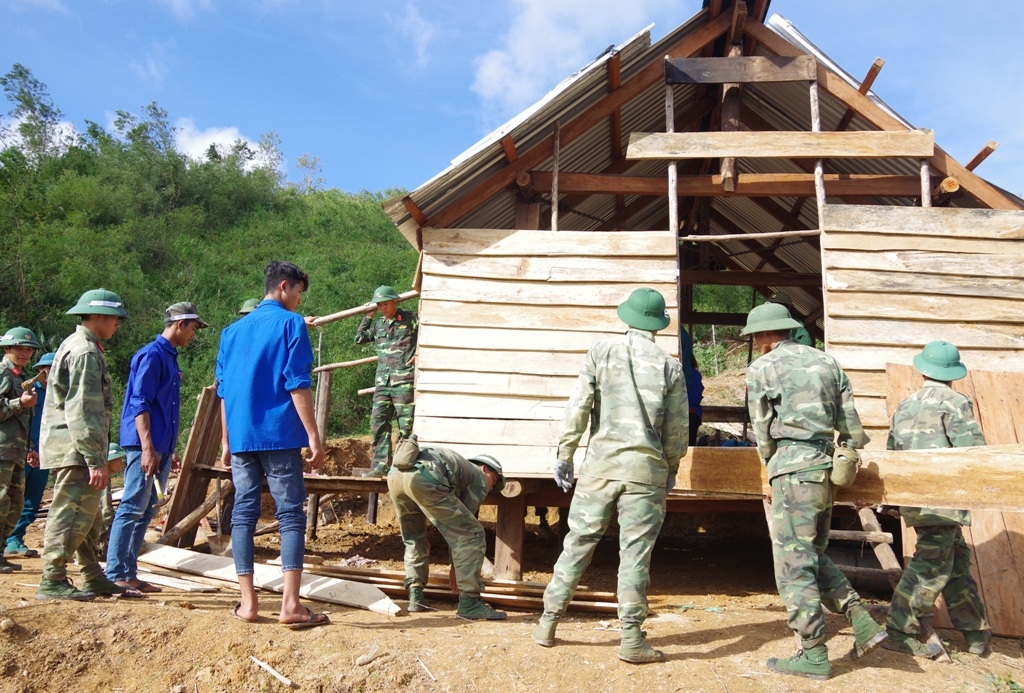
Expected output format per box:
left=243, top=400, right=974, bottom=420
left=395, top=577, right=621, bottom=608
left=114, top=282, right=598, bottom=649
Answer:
left=7, top=464, right=48, bottom=546
left=105, top=449, right=173, bottom=582
left=230, top=449, right=306, bottom=575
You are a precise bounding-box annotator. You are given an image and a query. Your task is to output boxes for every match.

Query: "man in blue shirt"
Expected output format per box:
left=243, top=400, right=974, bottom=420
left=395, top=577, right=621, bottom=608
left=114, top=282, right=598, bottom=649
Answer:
left=106, top=302, right=207, bottom=592
left=216, top=261, right=327, bottom=628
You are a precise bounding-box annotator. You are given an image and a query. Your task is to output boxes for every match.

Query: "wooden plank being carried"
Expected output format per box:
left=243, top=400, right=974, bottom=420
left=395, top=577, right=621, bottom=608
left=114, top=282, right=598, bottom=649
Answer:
left=421, top=275, right=678, bottom=307
left=627, top=130, right=934, bottom=160
left=422, top=228, right=675, bottom=257
left=665, top=55, right=816, bottom=83
left=422, top=300, right=679, bottom=335
left=138, top=543, right=400, bottom=616
left=416, top=369, right=578, bottom=399
left=417, top=325, right=677, bottom=354
left=416, top=348, right=585, bottom=377
left=416, top=392, right=565, bottom=421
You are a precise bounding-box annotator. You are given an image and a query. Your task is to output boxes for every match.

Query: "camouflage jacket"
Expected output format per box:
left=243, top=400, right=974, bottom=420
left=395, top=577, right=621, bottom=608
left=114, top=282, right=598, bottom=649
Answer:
left=414, top=446, right=490, bottom=516
left=40, top=326, right=113, bottom=470
left=354, top=308, right=418, bottom=387
left=0, top=356, right=33, bottom=463
left=746, top=339, right=869, bottom=480
left=887, top=381, right=986, bottom=527
left=559, top=329, right=686, bottom=487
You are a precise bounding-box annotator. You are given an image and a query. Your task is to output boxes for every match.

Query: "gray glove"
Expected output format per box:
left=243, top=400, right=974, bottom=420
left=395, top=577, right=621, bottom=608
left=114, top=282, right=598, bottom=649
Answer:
left=666, top=473, right=677, bottom=494
left=553, top=459, right=574, bottom=492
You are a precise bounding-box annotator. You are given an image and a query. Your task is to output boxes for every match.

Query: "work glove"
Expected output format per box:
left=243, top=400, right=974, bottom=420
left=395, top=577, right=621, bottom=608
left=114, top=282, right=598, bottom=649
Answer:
left=553, top=459, right=574, bottom=492
left=666, top=473, right=677, bottom=494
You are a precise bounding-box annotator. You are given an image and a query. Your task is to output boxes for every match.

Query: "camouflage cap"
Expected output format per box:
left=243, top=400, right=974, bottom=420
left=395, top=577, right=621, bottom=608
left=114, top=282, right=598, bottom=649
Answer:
left=0, top=326, right=42, bottom=348
left=165, top=301, right=209, bottom=328
left=371, top=285, right=401, bottom=303
left=617, top=288, right=670, bottom=331
left=469, top=454, right=505, bottom=493
left=741, top=302, right=802, bottom=336
left=913, top=340, right=967, bottom=381
left=67, top=288, right=128, bottom=318
left=33, top=352, right=56, bottom=369
left=238, top=298, right=260, bottom=315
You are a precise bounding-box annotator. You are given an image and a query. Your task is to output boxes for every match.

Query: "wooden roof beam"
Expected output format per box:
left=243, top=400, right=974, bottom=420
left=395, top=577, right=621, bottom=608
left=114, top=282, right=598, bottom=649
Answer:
left=834, top=58, right=885, bottom=132
left=607, top=52, right=623, bottom=162
left=500, top=135, right=518, bottom=164
left=627, top=130, right=935, bottom=160
left=529, top=171, right=922, bottom=197
left=426, top=11, right=734, bottom=229
left=680, top=269, right=821, bottom=287
left=744, top=21, right=1020, bottom=210
left=965, top=141, right=998, bottom=171
left=727, top=0, right=748, bottom=45
left=401, top=196, right=428, bottom=227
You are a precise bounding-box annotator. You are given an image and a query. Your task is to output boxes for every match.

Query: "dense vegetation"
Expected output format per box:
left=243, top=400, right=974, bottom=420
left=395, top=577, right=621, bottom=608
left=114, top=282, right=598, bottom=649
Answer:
left=0, top=64, right=418, bottom=441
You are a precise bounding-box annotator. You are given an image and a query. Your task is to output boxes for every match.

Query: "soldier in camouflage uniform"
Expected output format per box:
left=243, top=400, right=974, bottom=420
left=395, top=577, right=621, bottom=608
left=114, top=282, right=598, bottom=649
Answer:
left=355, top=285, right=418, bottom=477
left=743, top=302, right=886, bottom=681
left=883, top=341, right=990, bottom=658
left=533, top=288, right=686, bottom=665
left=0, top=327, right=43, bottom=573
left=387, top=442, right=507, bottom=620
left=37, top=289, right=132, bottom=601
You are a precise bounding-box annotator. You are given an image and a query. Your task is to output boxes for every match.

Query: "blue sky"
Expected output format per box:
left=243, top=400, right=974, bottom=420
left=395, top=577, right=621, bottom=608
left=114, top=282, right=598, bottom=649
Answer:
left=2, top=0, right=1021, bottom=197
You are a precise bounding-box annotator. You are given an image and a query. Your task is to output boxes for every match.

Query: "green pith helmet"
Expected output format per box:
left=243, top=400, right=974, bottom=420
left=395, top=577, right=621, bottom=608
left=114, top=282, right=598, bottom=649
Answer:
left=913, top=340, right=968, bottom=381
left=741, top=302, right=803, bottom=336
left=791, top=325, right=814, bottom=347
left=67, top=289, right=128, bottom=318
left=371, top=285, right=401, bottom=303
left=239, top=298, right=260, bottom=315
left=469, top=454, right=505, bottom=493
left=767, top=291, right=794, bottom=307
left=107, top=443, right=126, bottom=462
left=617, top=288, right=670, bottom=331
left=0, top=327, right=42, bottom=348
left=33, top=352, right=56, bottom=369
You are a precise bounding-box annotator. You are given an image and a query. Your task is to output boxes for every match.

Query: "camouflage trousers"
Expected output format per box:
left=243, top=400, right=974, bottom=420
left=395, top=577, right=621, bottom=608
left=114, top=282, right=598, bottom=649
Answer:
left=41, top=466, right=104, bottom=582
left=771, top=469, right=860, bottom=647
left=388, top=465, right=486, bottom=597
left=542, top=475, right=666, bottom=627
left=370, top=382, right=415, bottom=468
left=887, top=524, right=989, bottom=636
left=0, top=459, right=26, bottom=544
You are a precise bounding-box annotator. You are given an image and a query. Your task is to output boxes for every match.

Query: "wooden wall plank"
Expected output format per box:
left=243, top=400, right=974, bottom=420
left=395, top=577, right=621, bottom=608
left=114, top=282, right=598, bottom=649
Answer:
left=846, top=370, right=890, bottom=399
left=828, top=292, right=1024, bottom=324
left=417, top=370, right=579, bottom=399
left=418, top=348, right=587, bottom=376
left=412, top=443, right=561, bottom=477
left=627, top=130, right=934, bottom=160
left=418, top=325, right=678, bottom=354
left=414, top=416, right=574, bottom=446
left=824, top=250, right=1023, bottom=278
left=827, top=318, right=1024, bottom=350
left=421, top=228, right=676, bottom=257
left=424, top=254, right=677, bottom=283
left=824, top=205, right=1024, bottom=241
left=823, top=233, right=1023, bottom=255
left=665, top=55, right=816, bottom=83
left=968, top=513, right=1024, bottom=636
left=422, top=300, right=679, bottom=336
left=421, top=275, right=678, bottom=307
left=826, top=269, right=1024, bottom=300
left=832, top=346, right=1024, bottom=372
left=416, top=393, right=565, bottom=421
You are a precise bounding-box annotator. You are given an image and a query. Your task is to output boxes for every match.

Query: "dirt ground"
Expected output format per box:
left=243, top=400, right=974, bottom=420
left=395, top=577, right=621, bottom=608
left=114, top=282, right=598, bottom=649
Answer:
left=1, top=437, right=1022, bottom=693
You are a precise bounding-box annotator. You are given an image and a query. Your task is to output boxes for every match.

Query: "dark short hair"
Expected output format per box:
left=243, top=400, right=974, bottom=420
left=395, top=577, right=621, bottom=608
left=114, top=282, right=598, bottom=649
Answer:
left=264, top=261, right=309, bottom=295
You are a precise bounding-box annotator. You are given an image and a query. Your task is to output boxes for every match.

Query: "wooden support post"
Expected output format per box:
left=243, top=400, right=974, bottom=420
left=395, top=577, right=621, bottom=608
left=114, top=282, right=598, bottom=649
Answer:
left=494, top=492, right=528, bottom=581
left=665, top=80, right=678, bottom=233
left=720, top=43, right=743, bottom=192
left=160, top=481, right=234, bottom=547
left=919, top=160, right=932, bottom=207
left=307, top=370, right=333, bottom=541
left=550, top=120, right=560, bottom=232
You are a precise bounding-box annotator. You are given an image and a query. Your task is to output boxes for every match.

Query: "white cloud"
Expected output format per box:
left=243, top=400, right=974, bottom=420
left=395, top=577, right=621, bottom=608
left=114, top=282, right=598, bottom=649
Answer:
left=155, top=0, right=212, bottom=21
left=0, top=114, right=79, bottom=155
left=471, top=0, right=684, bottom=118
left=129, top=41, right=174, bottom=84
left=174, top=117, right=248, bottom=160
left=394, top=3, right=437, bottom=70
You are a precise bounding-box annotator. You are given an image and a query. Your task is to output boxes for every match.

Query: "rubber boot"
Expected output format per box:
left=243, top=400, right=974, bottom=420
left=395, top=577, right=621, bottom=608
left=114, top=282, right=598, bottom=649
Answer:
left=362, top=463, right=390, bottom=478
left=848, top=604, right=888, bottom=657
left=617, top=624, right=663, bottom=664
left=0, top=556, right=22, bottom=572
left=962, top=630, right=991, bottom=656
left=881, top=629, right=943, bottom=659
left=36, top=577, right=96, bottom=602
left=532, top=614, right=558, bottom=647
left=766, top=644, right=831, bottom=681
left=81, top=574, right=132, bottom=597
left=456, top=595, right=507, bottom=620
left=407, top=585, right=430, bottom=612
